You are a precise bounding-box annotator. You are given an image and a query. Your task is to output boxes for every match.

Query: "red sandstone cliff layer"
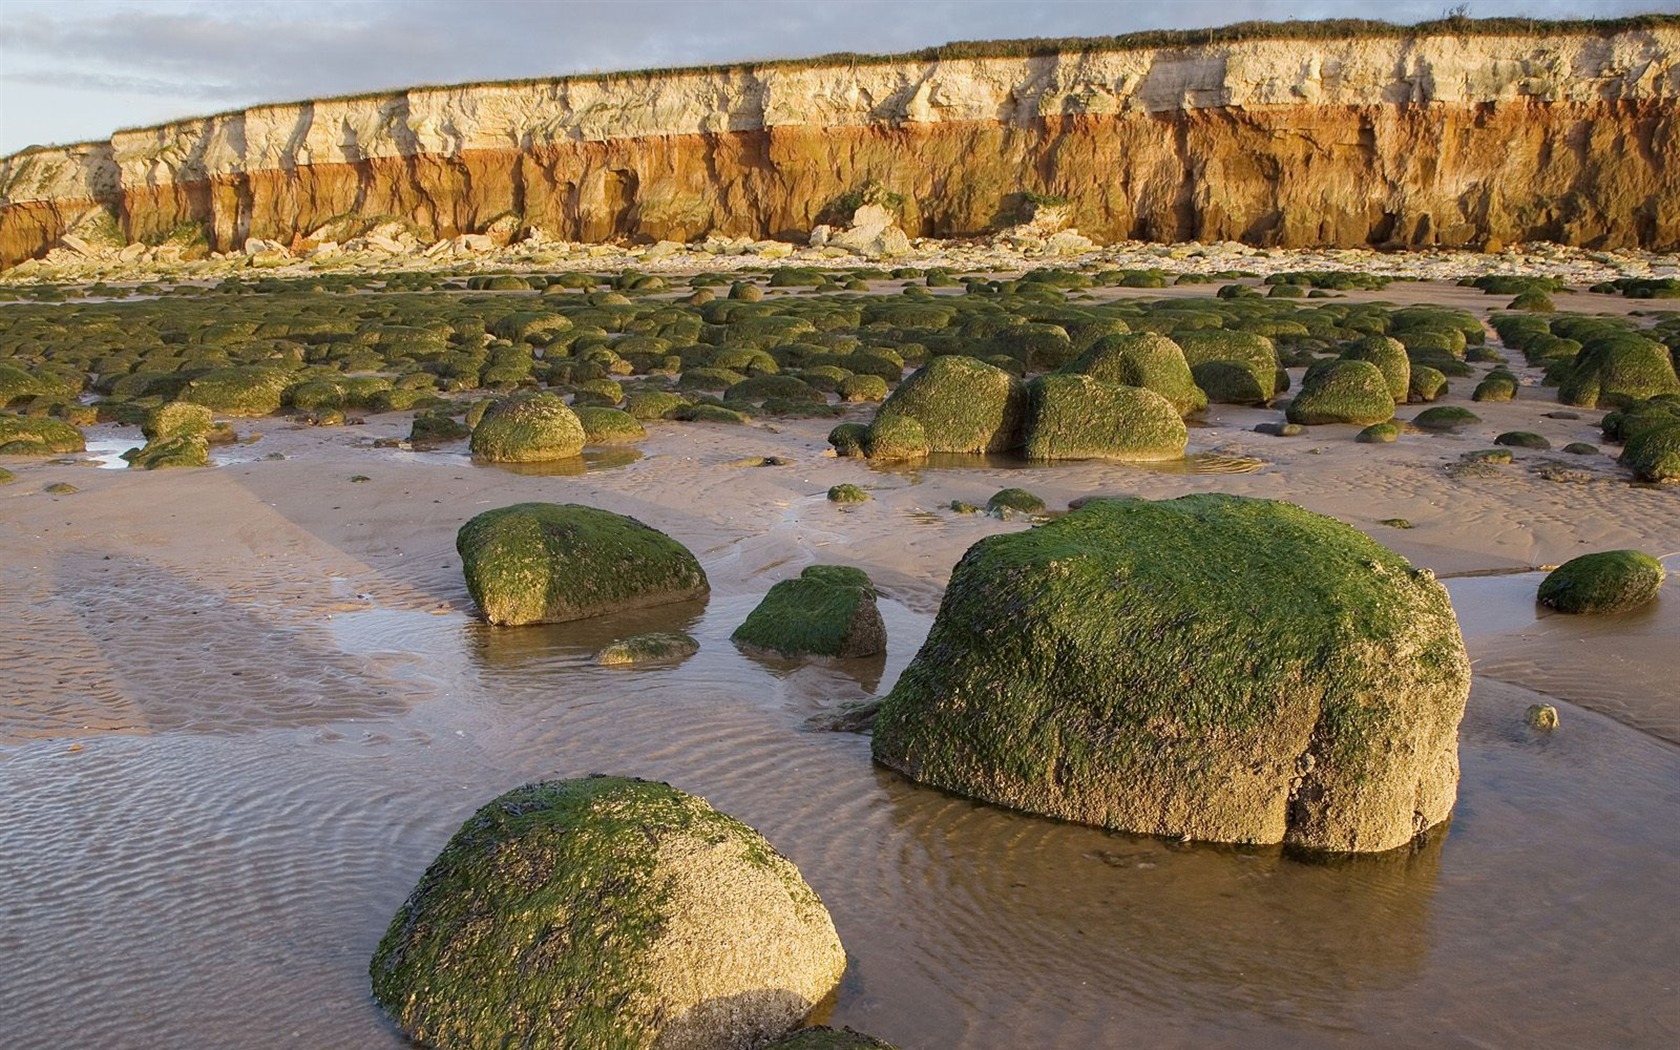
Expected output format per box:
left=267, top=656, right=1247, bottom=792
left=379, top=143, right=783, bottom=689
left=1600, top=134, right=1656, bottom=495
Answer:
left=3, top=25, right=1677, bottom=267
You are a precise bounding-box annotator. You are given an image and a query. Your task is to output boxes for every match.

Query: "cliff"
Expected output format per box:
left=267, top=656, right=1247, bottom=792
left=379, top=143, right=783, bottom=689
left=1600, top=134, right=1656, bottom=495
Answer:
left=3, top=17, right=1679, bottom=268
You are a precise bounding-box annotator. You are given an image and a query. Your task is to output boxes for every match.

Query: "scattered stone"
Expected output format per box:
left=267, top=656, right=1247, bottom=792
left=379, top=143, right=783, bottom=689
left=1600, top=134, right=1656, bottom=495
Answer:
left=1525, top=704, right=1561, bottom=730
left=370, top=776, right=846, bottom=1050
left=732, top=565, right=886, bottom=658
left=985, top=487, right=1045, bottom=518
left=595, top=631, right=700, bottom=666
left=469, top=393, right=586, bottom=462
left=1538, top=550, right=1665, bottom=614
left=457, top=502, right=708, bottom=626
left=827, top=483, right=869, bottom=504
left=1254, top=421, right=1306, bottom=437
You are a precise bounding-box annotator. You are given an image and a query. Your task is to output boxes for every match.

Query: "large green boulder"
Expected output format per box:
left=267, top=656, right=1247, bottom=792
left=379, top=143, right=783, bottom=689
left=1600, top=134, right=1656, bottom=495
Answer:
left=1022, top=374, right=1187, bottom=461
left=1287, top=360, right=1395, bottom=426
left=867, top=355, right=1025, bottom=454
left=1537, top=550, right=1665, bottom=614
left=126, top=434, right=209, bottom=469
left=1060, top=332, right=1207, bottom=417
left=0, top=413, right=85, bottom=455
left=470, top=393, right=587, bottom=463
left=872, top=495, right=1470, bottom=853
left=142, top=401, right=214, bottom=442
left=1340, top=335, right=1410, bottom=403
left=1558, top=335, right=1680, bottom=408
left=371, top=777, right=846, bottom=1050
left=1178, top=329, right=1280, bottom=404
left=180, top=365, right=294, bottom=416
left=1620, top=420, right=1680, bottom=482
left=732, top=565, right=885, bottom=658
left=457, top=503, right=708, bottom=626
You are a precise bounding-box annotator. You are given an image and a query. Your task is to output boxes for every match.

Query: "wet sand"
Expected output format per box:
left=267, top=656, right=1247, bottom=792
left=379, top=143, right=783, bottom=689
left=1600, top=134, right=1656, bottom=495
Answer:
left=4, top=282, right=1680, bottom=1048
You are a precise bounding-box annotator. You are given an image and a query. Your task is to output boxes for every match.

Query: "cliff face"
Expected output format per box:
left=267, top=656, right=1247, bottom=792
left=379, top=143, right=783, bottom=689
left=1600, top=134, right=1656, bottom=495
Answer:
left=3, top=26, right=1679, bottom=267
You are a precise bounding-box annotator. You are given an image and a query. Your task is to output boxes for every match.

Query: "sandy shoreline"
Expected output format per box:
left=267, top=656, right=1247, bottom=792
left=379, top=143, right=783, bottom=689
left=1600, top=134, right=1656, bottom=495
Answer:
left=3, top=271, right=1680, bottom=1048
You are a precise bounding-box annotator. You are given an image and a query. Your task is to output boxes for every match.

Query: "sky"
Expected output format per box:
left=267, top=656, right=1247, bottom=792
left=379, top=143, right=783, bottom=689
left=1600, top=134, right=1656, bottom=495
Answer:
left=1, top=0, right=1675, bottom=156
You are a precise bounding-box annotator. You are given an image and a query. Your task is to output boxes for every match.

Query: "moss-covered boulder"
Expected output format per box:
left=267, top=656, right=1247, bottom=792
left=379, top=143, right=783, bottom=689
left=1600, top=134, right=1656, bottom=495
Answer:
left=595, top=631, right=700, bottom=666
left=458, top=503, right=708, bottom=626
left=126, top=434, right=209, bottom=469
left=574, top=406, right=647, bottom=444
left=142, top=401, right=214, bottom=442
left=1411, top=406, right=1480, bottom=432
left=985, top=487, right=1045, bottom=518
left=827, top=422, right=868, bottom=457
left=1061, top=333, right=1207, bottom=417
left=1356, top=422, right=1399, bottom=444
left=470, top=393, right=587, bottom=463
left=180, top=365, right=294, bottom=416
left=1191, top=360, right=1274, bottom=406
left=1340, top=336, right=1411, bottom=403
left=370, top=776, right=846, bottom=1050
left=1286, top=360, right=1395, bottom=426
left=871, top=495, right=1470, bottom=853
left=860, top=413, right=928, bottom=461
left=1473, top=371, right=1519, bottom=402
left=1538, top=550, right=1665, bottom=614
left=827, top=483, right=869, bottom=504
left=732, top=565, right=885, bottom=658
left=1558, top=335, right=1680, bottom=409
left=1022, top=374, right=1187, bottom=461
left=1621, top=421, right=1680, bottom=482
left=1408, top=366, right=1448, bottom=403
left=0, top=413, right=85, bottom=455
left=867, top=355, right=1025, bottom=454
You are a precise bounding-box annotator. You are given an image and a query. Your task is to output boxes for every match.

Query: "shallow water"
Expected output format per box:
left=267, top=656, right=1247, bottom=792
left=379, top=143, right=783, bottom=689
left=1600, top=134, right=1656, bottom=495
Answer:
left=4, top=554, right=1680, bottom=1050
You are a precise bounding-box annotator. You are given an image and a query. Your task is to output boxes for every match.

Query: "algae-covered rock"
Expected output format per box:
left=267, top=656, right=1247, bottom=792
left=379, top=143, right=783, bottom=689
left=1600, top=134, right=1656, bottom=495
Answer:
left=1191, top=360, right=1273, bottom=405
left=595, top=631, right=700, bottom=666
left=1620, top=420, right=1680, bottom=482
left=1022, top=374, right=1187, bottom=462
left=180, top=365, right=294, bottom=416
left=1538, top=550, right=1665, bottom=614
left=1340, top=336, right=1411, bottom=403
left=732, top=565, right=885, bottom=658
left=860, top=413, right=928, bottom=461
left=470, top=393, right=587, bottom=462
left=1473, top=371, right=1519, bottom=402
left=827, top=483, right=869, bottom=504
left=871, top=494, right=1470, bottom=853
left=1411, top=406, right=1480, bottom=432
left=0, top=413, right=85, bottom=455
left=126, top=434, right=209, bottom=469
left=574, top=406, right=647, bottom=444
left=142, top=401, right=214, bottom=442
left=1061, top=332, right=1207, bottom=417
left=1558, top=335, right=1680, bottom=409
left=458, top=503, right=708, bottom=626
left=1408, top=366, right=1448, bottom=403
left=985, top=487, right=1045, bottom=518
left=370, top=776, right=846, bottom=1050
left=868, top=355, right=1025, bottom=454
left=827, top=422, right=868, bottom=457
left=1286, top=360, right=1395, bottom=426
left=1357, top=422, right=1399, bottom=444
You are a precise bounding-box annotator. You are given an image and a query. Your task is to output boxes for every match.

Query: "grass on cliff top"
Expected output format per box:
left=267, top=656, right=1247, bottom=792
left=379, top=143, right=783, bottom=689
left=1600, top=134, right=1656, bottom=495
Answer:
left=52, top=14, right=1673, bottom=155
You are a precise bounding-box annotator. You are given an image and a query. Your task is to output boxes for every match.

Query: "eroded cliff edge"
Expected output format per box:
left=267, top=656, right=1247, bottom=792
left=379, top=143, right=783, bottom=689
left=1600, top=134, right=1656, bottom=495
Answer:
left=3, top=20, right=1678, bottom=268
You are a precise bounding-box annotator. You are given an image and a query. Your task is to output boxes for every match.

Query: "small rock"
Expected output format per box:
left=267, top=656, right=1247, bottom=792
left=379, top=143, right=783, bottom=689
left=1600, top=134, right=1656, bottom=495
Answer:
left=1525, top=704, right=1560, bottom=730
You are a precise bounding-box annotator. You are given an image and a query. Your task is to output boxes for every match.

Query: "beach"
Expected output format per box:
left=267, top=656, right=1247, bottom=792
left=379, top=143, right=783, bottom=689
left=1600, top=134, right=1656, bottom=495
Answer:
left=4, top=269, right=1680, bottom=1046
